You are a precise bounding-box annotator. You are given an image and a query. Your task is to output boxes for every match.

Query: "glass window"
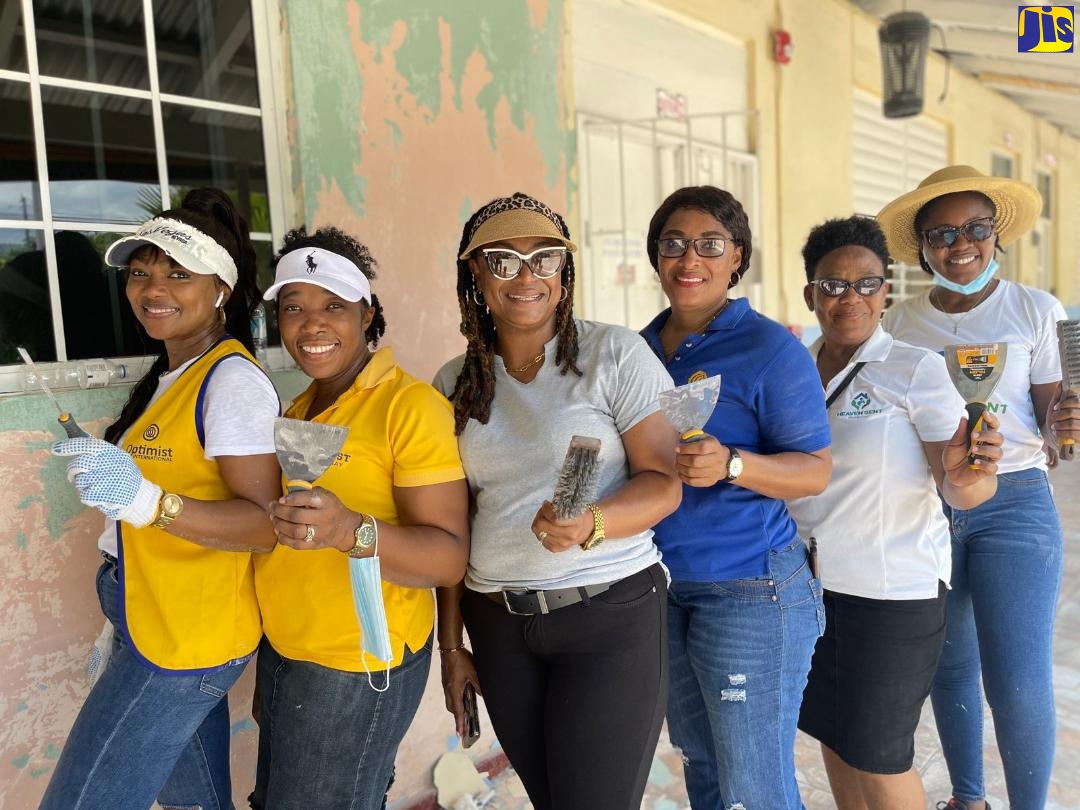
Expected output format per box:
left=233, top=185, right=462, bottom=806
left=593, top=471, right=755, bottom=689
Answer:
left=57, top=231, right=149, bottom=360
left=252, top=238, right=279, bottom=342
left=162, top=103, right=269, bottom=229
left=0, top=82, right=41, bottom=220
left=1, top=4, right=28, bottom=72
left=32, top=0, right=149, bottom=88
left=153, top=0, right=259, bottom=108
left=41, top=87, right=159, bottom=224
left=0, top=228, right=54, bottom=363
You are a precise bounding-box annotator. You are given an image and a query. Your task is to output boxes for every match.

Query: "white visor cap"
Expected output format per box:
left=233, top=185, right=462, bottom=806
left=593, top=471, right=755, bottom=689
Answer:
left=262, top=248, right=372, bottom=304
left=104, top=217, right=238, bottom=289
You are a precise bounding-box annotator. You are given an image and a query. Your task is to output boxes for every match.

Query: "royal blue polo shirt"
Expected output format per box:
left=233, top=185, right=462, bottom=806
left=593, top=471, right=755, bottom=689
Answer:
left=641, top=297, right=831, bottom=581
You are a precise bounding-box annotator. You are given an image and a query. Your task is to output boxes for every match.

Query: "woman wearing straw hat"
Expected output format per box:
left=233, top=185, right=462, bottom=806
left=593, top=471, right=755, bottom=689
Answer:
left=434, top=192, right=681, bottom=810
left=878, top=165, right=1073, bottom=810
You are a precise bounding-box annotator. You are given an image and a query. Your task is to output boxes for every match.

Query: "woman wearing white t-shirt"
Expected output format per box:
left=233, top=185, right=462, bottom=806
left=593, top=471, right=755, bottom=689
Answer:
left=878, top=166, right=1077, bottom=810
left=42, top=188, right=280, bottom=810
left=789, top=216, right=1002, bottom=810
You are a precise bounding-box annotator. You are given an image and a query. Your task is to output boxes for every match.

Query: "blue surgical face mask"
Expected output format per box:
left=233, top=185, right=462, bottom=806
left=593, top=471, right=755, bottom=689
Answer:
left=348, top=539, right=394, bottom=692
left=931, top=257, right=998, bottom=295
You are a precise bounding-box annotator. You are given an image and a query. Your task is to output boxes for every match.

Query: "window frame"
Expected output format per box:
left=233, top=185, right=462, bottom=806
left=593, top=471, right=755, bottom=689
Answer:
left=0, top=0, right=293, bottom=395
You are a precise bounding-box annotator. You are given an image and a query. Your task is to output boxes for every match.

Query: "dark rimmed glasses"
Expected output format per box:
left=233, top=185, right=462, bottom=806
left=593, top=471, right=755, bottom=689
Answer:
left=922, top=216, right=996, bottom=250
left=481, top=246, right=567, bottom=280
left=656, top=237, right=731, bottom=258
left=809, top=276, right=886, bottom=298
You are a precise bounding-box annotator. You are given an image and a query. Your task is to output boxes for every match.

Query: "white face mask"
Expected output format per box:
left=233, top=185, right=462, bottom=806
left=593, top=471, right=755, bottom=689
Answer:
left=348, top=537, right=394, bottom=692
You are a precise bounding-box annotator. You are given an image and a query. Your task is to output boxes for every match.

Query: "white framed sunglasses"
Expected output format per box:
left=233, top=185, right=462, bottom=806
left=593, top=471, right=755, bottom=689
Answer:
left=480, top=246, right=568, bottom=280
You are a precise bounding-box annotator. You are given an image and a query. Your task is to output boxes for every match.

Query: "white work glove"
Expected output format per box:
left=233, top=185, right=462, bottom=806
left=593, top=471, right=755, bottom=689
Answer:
left=52, top=437, right=162, bottom=528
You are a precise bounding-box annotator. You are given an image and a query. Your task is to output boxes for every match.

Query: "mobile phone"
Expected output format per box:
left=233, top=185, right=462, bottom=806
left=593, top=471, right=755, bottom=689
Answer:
left=807, top=537, right=819, bottom=580
left=462, top=683, right=481, bottom=749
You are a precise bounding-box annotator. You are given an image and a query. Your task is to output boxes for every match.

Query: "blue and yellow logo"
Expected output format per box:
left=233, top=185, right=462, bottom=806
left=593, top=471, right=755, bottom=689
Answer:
left=1018, top=6, right=1074, bottom=52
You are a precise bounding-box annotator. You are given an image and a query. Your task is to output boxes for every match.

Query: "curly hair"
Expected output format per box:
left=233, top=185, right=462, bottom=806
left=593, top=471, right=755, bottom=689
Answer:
left=801, top=216, right=889, bottom=281
left=646, top=186, right=753, bottom=287
left=270, top=225, right=386, bottom=346
left=106, top=187, right=258, bottom=444
left=447, top=193, right=581, bottom=435
left=912, top=191, right=999, bottom=276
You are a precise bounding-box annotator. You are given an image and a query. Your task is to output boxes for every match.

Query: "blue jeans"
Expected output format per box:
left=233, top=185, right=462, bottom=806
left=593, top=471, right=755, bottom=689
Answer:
left=250, top=634, right=432, bottom=810
left=932, top=468, right=1063, bottom=807
left=666, top=539, right=824, bottom=810
left=40, top=560, right=246, bottom=810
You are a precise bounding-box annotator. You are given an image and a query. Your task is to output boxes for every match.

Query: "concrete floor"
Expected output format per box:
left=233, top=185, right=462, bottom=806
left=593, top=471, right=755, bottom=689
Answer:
left=464, top=458, right=1080, bottom=810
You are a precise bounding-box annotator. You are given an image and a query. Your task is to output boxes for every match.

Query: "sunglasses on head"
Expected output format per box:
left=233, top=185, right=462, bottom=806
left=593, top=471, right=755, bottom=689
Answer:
left=921, top=216, right=996, bottom=250
left=809, top=276, right=886, bottom=298
left=656, top=236, right=731, bottom=259
left=481, top=246, right=567, bottom=280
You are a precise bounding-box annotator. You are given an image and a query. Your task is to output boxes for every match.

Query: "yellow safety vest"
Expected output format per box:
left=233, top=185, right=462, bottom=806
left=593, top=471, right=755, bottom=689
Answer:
left=118, top=338, right=266, bottom=672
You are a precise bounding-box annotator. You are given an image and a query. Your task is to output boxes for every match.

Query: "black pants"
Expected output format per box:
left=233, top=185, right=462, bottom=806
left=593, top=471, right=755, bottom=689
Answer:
left=461, top=563, right=668, bottom=810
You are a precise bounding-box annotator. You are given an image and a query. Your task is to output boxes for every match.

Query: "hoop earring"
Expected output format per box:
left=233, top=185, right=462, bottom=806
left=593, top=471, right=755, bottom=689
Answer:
left=472, top=287, right=485, bottom=306
left=560, top=285, right=569, bottom=302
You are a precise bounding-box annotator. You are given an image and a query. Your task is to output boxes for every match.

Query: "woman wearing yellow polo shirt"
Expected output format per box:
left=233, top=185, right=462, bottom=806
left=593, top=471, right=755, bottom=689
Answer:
left=252, top=226, right=469, bottom=810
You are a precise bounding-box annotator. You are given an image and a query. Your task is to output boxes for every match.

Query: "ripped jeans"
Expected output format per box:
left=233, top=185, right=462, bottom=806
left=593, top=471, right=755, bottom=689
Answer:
left=40, top=559, right=245, bottom=810
left=665, top=540, right=823, bottom=810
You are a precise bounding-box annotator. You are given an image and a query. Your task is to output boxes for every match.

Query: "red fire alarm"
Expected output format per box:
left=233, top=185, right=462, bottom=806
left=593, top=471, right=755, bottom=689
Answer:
left=773, top=30, right=793, bottom=64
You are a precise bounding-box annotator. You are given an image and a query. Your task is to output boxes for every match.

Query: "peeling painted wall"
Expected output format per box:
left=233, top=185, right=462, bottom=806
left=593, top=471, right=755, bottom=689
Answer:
left=0, top=2, right=574, bottom=808
left=283, top=0, right=575, bottom=382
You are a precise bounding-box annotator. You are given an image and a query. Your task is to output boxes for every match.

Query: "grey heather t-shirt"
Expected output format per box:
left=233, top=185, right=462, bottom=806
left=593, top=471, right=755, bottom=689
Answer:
left=434, top=320, right=673, bottom=592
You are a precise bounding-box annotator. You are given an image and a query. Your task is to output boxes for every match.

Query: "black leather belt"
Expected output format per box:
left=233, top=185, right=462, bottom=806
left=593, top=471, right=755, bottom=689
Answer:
left=484, top=581, right=614, bottom=615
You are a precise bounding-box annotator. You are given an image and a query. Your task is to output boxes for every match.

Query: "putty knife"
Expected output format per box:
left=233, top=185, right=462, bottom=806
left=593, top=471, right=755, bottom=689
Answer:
left=658, top=376, right=722, bottom=442
left=273, top=417, right=348, bottom=493
left=944, top=343, right=1007, bottom=466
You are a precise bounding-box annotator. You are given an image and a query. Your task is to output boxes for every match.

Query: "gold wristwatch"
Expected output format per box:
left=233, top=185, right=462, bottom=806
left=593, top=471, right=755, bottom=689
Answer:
left=151, top=492, right=184, bottom=529
left=346, top=513, right=378, bottom=557
left=581, top=503, right=606, bottom=551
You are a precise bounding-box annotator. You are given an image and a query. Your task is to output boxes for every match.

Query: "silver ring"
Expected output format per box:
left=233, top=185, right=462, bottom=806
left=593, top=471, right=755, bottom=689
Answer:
left=537, top=531, right=548, bottom=542
left=304, top=524, right=316, bottom=543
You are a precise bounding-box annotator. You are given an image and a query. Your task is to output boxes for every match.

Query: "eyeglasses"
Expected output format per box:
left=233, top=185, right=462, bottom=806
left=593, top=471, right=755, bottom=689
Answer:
left=656, top=237, right=731, bottom=258
left=922, top=217, right=996, bottom=250
left=808, top=276, right=886, bottom=298
left=481, top=246, right=567, bottom=280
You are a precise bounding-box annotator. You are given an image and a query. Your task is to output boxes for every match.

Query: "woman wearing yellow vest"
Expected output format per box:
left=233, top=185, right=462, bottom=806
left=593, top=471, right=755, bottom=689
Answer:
left=42, top=188, right=281, bottom=810
left=251, top=226, right=469, bottom=810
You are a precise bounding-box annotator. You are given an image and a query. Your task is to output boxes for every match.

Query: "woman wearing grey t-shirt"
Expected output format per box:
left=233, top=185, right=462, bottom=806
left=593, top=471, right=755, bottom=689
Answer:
left=433, top=193, right=681, bottom=810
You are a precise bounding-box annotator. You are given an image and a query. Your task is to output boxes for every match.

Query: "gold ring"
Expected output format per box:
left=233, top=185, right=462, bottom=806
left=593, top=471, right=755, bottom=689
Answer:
left=304, top=524, right=316, bottom=543
left=538, top=531, right=548, bottom=542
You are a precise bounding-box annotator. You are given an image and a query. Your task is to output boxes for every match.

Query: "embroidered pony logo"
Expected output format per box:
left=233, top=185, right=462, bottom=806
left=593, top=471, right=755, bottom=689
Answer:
left=305, top=251, right=318, bottom=274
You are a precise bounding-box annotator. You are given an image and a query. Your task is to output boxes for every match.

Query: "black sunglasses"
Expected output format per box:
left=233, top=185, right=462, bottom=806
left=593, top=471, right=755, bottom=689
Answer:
left=808, top=276, right=886, bottom=298
left=922, top=217, right=996, bottom=250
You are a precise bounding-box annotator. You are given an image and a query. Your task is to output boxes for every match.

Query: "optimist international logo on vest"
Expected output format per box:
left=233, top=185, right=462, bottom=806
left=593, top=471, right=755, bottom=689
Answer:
left=1018, top=6, right=1074, bottom=52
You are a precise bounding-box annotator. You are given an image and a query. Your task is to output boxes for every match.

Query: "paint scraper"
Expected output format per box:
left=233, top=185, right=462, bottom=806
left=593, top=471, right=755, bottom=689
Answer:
left=658, top=376, right=722, bottom=443
left=273, top=416, right=349, bottom=493
left=943, top=343, right=1007, bottom=467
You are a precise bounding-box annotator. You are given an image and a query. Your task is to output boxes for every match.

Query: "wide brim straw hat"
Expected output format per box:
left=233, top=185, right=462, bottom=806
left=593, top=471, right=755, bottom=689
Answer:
left=877, top=165, right=1042, bottom=264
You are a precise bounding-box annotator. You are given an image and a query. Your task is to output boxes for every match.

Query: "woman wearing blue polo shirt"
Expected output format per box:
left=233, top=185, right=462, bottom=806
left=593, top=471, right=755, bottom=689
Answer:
left=641, top=185, right=832, bottom=809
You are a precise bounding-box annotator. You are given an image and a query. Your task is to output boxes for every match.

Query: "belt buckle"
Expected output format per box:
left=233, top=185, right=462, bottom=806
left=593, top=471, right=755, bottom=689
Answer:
left=502, top=589, right=549, bottom=616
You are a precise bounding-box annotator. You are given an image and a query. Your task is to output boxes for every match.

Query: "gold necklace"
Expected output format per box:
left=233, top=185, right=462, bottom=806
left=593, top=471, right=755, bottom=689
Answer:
left=506, top=352, right=545, bottom=374
left=695, top=299, right=730, bottom=333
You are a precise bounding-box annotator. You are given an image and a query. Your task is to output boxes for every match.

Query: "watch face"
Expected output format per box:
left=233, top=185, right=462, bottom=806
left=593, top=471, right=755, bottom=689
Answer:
left=728, top=454, right=744, bottom=479
left=355, top=521, right=376, bottom=549
left=161, top=493, right=183, bottom=517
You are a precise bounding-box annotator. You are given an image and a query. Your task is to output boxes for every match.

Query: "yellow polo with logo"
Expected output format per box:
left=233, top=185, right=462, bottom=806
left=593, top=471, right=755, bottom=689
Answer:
left=119, top=338, right=264, bottom=672
left=254, top=347, right=464, bottom=672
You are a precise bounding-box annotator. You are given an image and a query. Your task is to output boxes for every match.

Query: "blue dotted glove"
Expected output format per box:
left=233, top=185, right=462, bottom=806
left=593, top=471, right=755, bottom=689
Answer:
left=52, top=437, right=163, bottom=528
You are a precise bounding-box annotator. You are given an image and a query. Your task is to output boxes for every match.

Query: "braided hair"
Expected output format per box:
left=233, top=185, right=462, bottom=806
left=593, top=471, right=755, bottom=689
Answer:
left=270, top=225, right=386, bottom=346
left=105, top=187, right=258, bottom=444
left=448, top=192, right=581, bottom=435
